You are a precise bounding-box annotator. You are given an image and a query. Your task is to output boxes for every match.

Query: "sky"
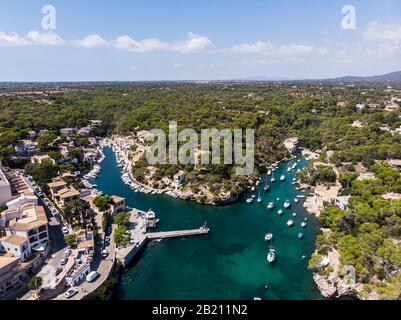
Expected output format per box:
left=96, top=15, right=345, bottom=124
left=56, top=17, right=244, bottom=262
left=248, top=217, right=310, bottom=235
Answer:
left=0, top=0, right=400, bottom=81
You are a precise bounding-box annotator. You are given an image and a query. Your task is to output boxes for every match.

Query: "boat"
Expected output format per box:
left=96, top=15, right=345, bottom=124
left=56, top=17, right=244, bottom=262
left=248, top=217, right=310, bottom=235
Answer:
left=257, top=190, right=263, bottom=203
left=294, top=198, right=299, bottom=203
left=264, top=184, right=270, bottom=192
left=292, top=212, right=297, bottom=217
left=264, top=233, right=273, bottom=241
left=304, top=217, right=308, bottom=221
left=287, top=219, right=294, bottom=227
left=270, top=176, right=276, bottom=182
left=287, top=167, right=292, bottom=172
left=267, top=202, right=275, bottom=210
left=246, top=198, right=253, bottom=204
left=267, top=169, right=272, bottom=176
left=280, top=175, right=286, bottom=181
left=253, top=297, right=262, bottom=300
left=267, top=249, right=276, bottom=264
left=297, top=195, right=306, bottom=198
left=284, top=200, right=291, bottom=209
left=251, top=186, right=255, bottom=191
left=301, top=222, right=307, bottom=228
left=298, top=232, right=304, bottom=239
left=277, top=209, right=283, bottom=215
left=252, top=194, right=256, bottom=198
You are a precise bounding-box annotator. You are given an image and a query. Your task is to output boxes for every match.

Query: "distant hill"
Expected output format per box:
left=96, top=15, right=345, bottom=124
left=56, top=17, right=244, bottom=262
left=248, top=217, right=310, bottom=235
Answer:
left=325, top=71, right=401, bottom=83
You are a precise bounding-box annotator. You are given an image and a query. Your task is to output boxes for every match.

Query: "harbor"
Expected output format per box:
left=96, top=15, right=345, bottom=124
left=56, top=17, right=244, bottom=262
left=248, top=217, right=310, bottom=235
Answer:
left=92, top=147, right=322, bottom=300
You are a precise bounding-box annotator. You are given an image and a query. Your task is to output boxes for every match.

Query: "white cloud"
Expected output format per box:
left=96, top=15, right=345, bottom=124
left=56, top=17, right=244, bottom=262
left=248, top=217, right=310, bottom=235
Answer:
left=233, top=41, right=327, bottom=55
left=172, top=32, right=215, bottom=53
left=0, top=31, right=29, bottom=46
left=113, top=35, right=167, bottom=52
left=25, top=31, right=65, bottom=46
left=71, top=34, right=109, bottom=48
left=363, top=21, right=401, bottom=42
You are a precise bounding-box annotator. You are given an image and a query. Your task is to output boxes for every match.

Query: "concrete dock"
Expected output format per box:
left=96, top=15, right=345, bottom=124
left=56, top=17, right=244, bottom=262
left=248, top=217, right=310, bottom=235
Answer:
left=147, top=227, right=210, bottom=240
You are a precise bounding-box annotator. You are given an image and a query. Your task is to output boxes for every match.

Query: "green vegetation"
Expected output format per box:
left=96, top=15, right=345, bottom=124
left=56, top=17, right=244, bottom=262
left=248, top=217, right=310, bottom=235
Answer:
left=114, top=212, right=130, bottom=227
left=94, top=196, right=115, bottom=212
left=27, top=277, right=43, bottom=291
left=114, top=226, right=129, bottom=247
left=64, top=234, right=77, bottom=246
left=297, top=162, right=337, bottom=186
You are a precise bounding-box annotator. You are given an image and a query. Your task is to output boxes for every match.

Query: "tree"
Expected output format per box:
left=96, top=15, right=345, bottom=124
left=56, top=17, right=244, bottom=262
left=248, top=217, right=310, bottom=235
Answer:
left=114, top=226, right=129, bottom=247
left=24, top=160, right=59, bottom=189
left=37, top=132, right=57, bottom=150
left=94, top=196, right=115, bottom=212
left=63, top=200, right=89, bottom=227
left=64, top=234, right=77, bottom=246
left=114, top=212, right=130, bottom=227
left=28, top=277, right=43, bottom=291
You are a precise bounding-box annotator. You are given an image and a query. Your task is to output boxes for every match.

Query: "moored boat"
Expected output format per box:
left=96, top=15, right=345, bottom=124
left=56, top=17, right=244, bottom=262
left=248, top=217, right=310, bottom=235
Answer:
left=264, top=233, right=273, bottom=241
left=287, top=219, right=294, bottom=227
left=280, top=175, right=286, bottom=181
left=284, top=200, right=291, bottom=209
left=267, top=249, right=276, bottom=264
left=267, top=202, right=275, bottom=210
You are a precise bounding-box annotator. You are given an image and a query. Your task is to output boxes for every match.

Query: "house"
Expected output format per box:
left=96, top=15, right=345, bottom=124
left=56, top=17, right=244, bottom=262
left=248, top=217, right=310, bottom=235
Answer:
left=59, top=128, right=76, bottom=136
left=173, top=171, right=185, bottom=186
left=357, top=172, right=376, bottom=181
left=15, top=140, right=37, bottom=157
left=111, top=196, right=126, bottom=213
left=1, top=204, right=49, bottom=259
left=47, top=178, right=67, bottom=198
left=355, top=103, right=366, bottom=111
left=0, top=253, right=21, bottom=298
left=385, top=102, right=400, bottom=112
left=89, top=120, right=102, bottom=127
left=6, top=194, right=38, bottom=210
left=78, top=127, right=91, bottom=137
left=31, top=154, right=54, bottom=165
left=136, top=130, right=153, bottom=144
left=334, top=196, right=351, bottom=210
left=283, top=137, right=299, bottom=154
left=382, top=192, right=401, bottom=201
left=0, top=167, right=12, bottom=205
left=351, top=120, right=364, bottom=128
left=54, top=187, right=81, bottom=206
left=58, top=143, right=70, bottom=157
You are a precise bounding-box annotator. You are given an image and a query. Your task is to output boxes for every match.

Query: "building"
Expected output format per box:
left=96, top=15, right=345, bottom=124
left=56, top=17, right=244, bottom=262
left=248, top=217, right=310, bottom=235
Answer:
left=136, top=130, right=154, bottom=144
left=6, top=194, right=38, bottom=210
left=385, top=102, right=400, bottom=112
left=53, top=186, right=81, bottom=206
left=59, top=128, right=76, bottom=136
left=78, top=126, right=92, bottom=137
left=355, top=103, right=366, bottom=111
left=0, top=253, right=21, bottom=298
left=334, top=196, right=351, bottom=210
left=58, top=143, right=70, bottom=157
left=283, top=137, right=299, bottom=154
left=111, top=196, right=126, bottom=213
left=0, top=166, right=12, bottom=205
left=15, top=140, right=37, bottom=157
left=31, top=154, right=54, bottom=165
left=174, top=171, right=185, bottom=186
left=47, top=178, right=67, bottom=198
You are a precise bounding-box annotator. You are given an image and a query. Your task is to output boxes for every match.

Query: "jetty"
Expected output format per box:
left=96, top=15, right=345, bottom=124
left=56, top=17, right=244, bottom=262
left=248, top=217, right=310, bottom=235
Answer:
left=147, top=227, right=209, bottom=240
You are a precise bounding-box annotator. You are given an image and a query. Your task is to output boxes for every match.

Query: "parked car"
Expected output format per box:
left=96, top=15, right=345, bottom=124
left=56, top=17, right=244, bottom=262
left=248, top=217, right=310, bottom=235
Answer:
left=64, top=249, right=72, bottom=257
left=54, top=268, right=63, bottom=276
left=101, top=250, right=108, bottom=259
left=86, top=271, right=100, bottom=283
left=64, top=288, right=78, bottom=299
left=62, top=227, right=69, bottom=235
left=60, top=258, right=68, bottom=265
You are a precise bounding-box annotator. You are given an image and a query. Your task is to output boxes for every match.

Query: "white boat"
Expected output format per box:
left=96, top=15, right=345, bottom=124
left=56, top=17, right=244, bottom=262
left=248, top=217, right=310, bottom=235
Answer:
left=280, top=175, right=286, bottom=181
left=287, top=167, right=292, bottom=172
left=270, top=177, right=276, bottom=182
left=292, top=212, right=297, bottom=217
left=294, top=198, right=299, bottom=203
left=301, top=222, right=307, bottom=228
left=251, top=186, right=255, bottom=191
left=267, top=249, right=276, bottom=263
left=252, top=194, right=256, bottom=198
left=284, top=200, right=291, bottom=209
left=246, top=198, right=253, bottom=204
left=267, top=202, right=275, bottom=210
left=264, top=185, right=270, bottom=192
left=297, top=195, right=306, bottom=198
left=265, top=233, right=273, bottom=241
left=254, top=297, right=262, bottom=300
left=257, top=190, right=262, bottom=203
left=267, top=169, right=272, bottom=176
left=277, top=209, right=283, bottom=215
left=287, top=219, right=294, bottom=227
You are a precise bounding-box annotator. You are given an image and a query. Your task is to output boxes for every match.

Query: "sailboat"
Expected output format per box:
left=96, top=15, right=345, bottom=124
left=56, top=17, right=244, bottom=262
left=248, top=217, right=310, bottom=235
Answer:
left=277, top=209, right=283, bottom=215
left=280, top=175, right=286, bottom=181
left=270, top=176, right=276, bottom=183
left=257, top=189, right=262, bottom=203
left=264, top=233, right=273, bottom=241
left=246, top=197, right=253, bottom=204
left=264, top=174, right=270, bottom=192
left=267, top=169, right=272, bottom=176
left=267, top=202, right=275, bottom=210
left=284, top=200, right=291, bottom=209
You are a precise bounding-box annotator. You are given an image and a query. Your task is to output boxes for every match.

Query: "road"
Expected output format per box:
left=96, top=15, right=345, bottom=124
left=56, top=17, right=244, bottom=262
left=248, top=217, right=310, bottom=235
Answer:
left=54, top=221, right=116, bottom=300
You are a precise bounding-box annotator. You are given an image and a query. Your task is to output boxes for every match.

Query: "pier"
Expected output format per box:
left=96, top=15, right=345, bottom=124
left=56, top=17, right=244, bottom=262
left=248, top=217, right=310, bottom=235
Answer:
left=147, top=227, right=210, bottom=240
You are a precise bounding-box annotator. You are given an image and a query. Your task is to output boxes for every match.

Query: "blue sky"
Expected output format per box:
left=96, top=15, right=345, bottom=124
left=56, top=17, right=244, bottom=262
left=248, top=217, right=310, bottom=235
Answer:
left=0, top=0, right=400, bottom=81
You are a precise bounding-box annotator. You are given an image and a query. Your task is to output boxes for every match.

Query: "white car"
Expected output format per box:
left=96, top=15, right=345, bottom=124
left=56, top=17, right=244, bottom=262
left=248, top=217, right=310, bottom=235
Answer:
left=62, top=227, right=69, bottom=234
left=86, top=271, right=100, bottom=283
left=64, top=288, right=78, bottom=299
left=64, top=249, right=72, bottom=257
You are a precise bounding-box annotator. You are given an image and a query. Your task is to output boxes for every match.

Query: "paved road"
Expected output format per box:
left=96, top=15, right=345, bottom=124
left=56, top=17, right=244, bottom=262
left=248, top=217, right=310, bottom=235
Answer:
left=54, top=225, right=116, bottom=300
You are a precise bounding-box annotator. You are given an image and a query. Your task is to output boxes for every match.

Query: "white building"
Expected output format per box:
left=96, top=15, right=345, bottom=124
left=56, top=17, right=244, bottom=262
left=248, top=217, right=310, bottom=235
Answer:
left=60, top=128, right=76, bottom=136
left=0, top=167, right=12, bottom=205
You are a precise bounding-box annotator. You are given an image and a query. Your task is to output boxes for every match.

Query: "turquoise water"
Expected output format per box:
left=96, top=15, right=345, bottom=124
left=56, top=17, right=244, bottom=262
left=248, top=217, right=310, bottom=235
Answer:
left=93, top=147, right=322, bottom=300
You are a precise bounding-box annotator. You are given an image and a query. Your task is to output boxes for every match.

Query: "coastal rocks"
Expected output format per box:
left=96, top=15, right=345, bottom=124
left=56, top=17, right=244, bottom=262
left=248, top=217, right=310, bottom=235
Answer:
left=313, top=274, right=337, bottom=298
